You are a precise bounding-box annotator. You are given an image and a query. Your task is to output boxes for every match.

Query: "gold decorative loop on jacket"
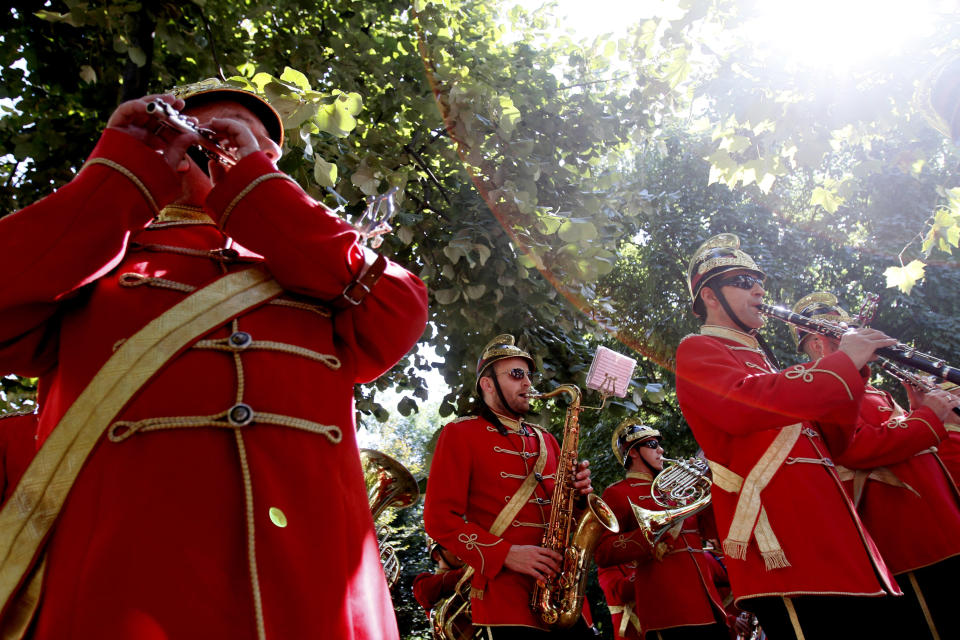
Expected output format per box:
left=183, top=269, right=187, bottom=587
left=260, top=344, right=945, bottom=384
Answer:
left=193, top=336, right=341, bottom=370
left=129, top=242, right=250, bottom=264
left=493, top=446, right=537, bottom=459
left=107, top=408, right=342, bottom=444
left=884, top=415, right=939, bottom=439
left=511, top=520, right=547, bottom=528
left=268, top=298, right=332, bottom=317
left=119, top=272, right=197, bottom=294
left=784, top=363, right=853, bottom=400
left=612, top=533, right=648, bottom=550
left=499, top=471, right=526, bottom=480
left=457, top=533, right=501, bottom=575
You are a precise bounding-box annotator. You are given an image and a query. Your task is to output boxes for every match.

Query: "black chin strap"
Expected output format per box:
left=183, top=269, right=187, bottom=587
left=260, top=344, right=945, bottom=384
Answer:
left=711, top=285, right=781, bottom=371
left=492, top=375, right=522, bottom=419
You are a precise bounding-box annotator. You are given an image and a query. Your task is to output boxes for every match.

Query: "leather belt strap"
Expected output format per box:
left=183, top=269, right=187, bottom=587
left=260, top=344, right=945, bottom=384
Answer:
left=333, top=251, right=386, bottom=308
left=0, top=268, right=282, bottom=632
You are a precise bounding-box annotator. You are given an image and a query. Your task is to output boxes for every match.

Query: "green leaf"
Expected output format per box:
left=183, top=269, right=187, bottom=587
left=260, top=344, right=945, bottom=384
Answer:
left=434, top=288, right=460, bottom=305
left=558, top=219, right=598, bottom=243
left=810, top=186, right=842, bottom=214
left=884, top=260, right=926, bottom=294
left=280, top=66, right=312, bottom=91
left=79, top=65, right=97, bottom=84
left=313, top=157, right=337, bottom=188
left=127, top=46, right=147, bottom=67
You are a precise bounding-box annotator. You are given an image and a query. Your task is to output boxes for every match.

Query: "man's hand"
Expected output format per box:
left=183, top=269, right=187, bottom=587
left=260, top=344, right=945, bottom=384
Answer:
left=503, top=544, right=562, bottom=583
left=837, top=328, right=898, bottom=369
left=918, top=388, right=960, bottom=423
left=106, top=94, right=198, bottom=170
left=572, top=459, right=593, bottom=496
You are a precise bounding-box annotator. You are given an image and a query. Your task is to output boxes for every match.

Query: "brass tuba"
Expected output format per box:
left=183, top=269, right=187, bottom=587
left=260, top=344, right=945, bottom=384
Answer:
left=359, top=448, right=420, bottom=588
left=629, top=456, right=712, bottom=545
left=530, top=384, right=620, bottom=629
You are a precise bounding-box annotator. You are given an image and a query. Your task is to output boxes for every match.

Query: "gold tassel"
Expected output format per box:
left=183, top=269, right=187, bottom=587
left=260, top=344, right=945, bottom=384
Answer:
left=723, top=539, right=748, bottom=560
left=762, top=550, right=791, bottom=570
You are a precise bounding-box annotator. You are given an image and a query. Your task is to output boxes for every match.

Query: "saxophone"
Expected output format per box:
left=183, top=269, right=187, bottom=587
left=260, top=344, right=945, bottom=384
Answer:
left=530, top=384, right=620, bottom=628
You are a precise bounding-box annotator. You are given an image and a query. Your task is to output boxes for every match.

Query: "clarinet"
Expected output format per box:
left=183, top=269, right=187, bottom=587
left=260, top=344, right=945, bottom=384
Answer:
left=145, top=99, right=238, bottom=167
left=876, top=358, right=960, bottom=418
left=759, top=303, right=960, bottom=385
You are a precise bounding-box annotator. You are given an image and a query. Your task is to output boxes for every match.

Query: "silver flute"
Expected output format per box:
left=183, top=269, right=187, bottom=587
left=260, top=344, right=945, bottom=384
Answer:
left=145, top=99, right=238, bottom=167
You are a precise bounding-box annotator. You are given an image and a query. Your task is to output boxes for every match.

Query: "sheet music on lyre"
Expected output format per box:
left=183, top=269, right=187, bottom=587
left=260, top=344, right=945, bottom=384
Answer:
left=585, top=346, right=637, bottom=399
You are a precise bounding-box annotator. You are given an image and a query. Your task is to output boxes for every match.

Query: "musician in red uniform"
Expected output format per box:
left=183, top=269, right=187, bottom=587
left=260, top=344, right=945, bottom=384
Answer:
left=595, top=420, right=732, bottom=640
left=412, top=537, right=467, bottom=613
left=423, top=334, right=595, bottom=639
left=673, top=233, right=931, bottom=639
left=0, top=81, right=428, bottom=639
left=792, top=292, right=960, bottom=640
left=937, top=381, right=960, bottom=484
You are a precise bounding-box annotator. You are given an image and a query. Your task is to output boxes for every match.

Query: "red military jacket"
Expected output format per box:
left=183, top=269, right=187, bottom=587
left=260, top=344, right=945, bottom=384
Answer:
left=675, top=326, right=901, bottom=603
left=595, top=472, right=726, bottom=638
left=940, top=423, right=960, bottom=486
left=0, top=411, right=38, bottom=505
left=0, top=129, right=428, bottom=639
left=423, top=414, right=560, bottom=629
left=830, top=383, right=960, bottom=575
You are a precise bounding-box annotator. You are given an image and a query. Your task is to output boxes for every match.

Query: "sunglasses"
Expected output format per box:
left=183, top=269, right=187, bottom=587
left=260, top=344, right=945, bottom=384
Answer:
left=639, top=439, right=661, bottom=450
left=716, top=274, right=764, bottom=290
left=497, top=368, right=540, bottom=383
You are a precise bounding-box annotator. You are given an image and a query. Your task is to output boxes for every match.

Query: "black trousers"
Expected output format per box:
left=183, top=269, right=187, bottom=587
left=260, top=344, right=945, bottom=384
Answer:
left=744, top=594, right=901, bottom=640
left=650, top=623, right=731, bottom=639
left=480, top=618, right=596, bottom=639
left=886, top=557, right=960, bottom=640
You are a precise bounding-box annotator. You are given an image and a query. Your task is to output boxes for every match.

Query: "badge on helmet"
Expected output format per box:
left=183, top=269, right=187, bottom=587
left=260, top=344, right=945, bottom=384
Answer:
left=687, top=233, right=765, bottom=318
left=612, top=418, right=661, bottom=468
left=475, top=334, right=535, bottom=393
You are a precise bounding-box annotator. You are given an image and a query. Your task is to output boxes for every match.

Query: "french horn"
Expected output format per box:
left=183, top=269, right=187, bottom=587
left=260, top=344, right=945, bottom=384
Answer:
left=630, top=456, right=712, bottom=545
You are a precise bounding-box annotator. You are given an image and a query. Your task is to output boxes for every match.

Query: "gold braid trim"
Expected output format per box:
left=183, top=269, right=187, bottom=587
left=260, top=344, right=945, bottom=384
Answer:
left=82, top=157, right=160, bottom=215
left=193, top=337, right=341, bottom=370
left=784, top=363, right=854, bottom=401
left=107, top=410, right=343, bottom=445
left=233, top=430, right=267, bottom=640
left=219, top=173, right=296, bottom=230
